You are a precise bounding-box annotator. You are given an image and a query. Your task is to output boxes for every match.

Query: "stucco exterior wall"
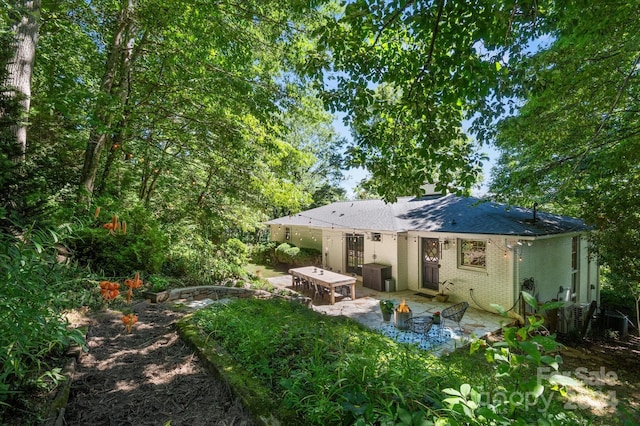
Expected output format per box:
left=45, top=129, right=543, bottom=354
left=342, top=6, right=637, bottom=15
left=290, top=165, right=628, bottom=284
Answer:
left=322, top=230, right=346, bottom=272
left=269, top=224, right=322, bottom=255
left=518, top=238, right=566, bottom=304
left=586, top=242, right=600, bottom=304
left=511, top=235, right=598, bottom=308
left=396, top=233, right=408, bottom=291
left=406, top=234, right=420, bottom=290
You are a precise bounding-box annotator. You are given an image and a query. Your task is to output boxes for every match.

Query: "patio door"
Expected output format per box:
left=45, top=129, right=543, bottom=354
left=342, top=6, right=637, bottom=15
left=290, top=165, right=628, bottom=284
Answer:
left=422, top=237, right=439, bottom=290
left=346, top=233, right=364, bottom=276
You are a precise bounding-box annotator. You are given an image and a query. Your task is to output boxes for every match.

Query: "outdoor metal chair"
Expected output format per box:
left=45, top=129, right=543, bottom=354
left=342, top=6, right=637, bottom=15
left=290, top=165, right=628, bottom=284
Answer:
left=406, top=316, right=434, bottom=339
left=441, top=302, right=469, bottom=333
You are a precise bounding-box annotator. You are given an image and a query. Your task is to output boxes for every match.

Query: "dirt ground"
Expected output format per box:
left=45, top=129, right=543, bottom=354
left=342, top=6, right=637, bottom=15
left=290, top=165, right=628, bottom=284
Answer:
left=11, top=298, right=636, bottom=425
left=63, top=301, right=255, bottom=426
left=556, top=333, right=640, bottom=419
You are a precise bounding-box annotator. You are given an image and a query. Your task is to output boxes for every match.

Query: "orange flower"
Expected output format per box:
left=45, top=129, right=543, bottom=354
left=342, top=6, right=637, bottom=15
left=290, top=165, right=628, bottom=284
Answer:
left=124, top=273, right=143, bottom=289
left=124, top=273, right=143, bottom=304
left=121, top=313, right=138, bottom=333
left=94, top=206, right=101, bottom=219
left=99, top=281, right=120, bottom=301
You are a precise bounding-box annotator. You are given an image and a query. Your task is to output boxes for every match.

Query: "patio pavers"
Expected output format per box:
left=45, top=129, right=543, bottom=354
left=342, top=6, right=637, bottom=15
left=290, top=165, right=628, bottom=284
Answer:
left=267, top=275, right=508, bottom=356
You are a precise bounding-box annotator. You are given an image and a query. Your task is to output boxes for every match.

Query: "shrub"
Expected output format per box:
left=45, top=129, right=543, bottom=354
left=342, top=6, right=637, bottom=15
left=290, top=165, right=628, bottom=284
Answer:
left=273, top=243, right=321, bottom=266
left=164, top=237, right=250, bottom=284
left=222, top=238, right=249, bottom=267
left=0, top=225, right=85, bottom=409
left=147, top=274, right=170, bottom=292
left=69, top=206, right=166, bottom=276
left=441, top=293, right=584, bottom=425
left=274, top=242, right=298, bottom=264
left=248, top=241, right=277, bottom=264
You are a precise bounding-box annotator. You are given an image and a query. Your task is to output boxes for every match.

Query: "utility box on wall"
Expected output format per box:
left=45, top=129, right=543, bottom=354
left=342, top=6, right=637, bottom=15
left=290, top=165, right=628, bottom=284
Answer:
left=362, top=263, right=392, bottom=291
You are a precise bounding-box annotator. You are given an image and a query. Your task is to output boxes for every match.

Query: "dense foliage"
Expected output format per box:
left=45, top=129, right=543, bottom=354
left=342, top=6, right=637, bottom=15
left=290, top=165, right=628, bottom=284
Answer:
left=0, top=226, right=87, bottom=406
left=488, top=1, right=640, bottom=327
left=273, top=242, right=322, bottom=266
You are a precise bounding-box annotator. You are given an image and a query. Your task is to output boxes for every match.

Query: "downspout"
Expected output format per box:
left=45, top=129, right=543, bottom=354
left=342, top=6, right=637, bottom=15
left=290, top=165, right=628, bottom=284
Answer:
left=513, top=241, right=521, bottom=316
left=586, top=238, right=591, bottom=303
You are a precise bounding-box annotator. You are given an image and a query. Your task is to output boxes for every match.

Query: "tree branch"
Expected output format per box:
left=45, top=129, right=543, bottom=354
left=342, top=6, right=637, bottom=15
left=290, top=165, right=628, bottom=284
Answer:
left=372, top=0, right=416, bottom=48
left=408, top=0, right=445, bottom=100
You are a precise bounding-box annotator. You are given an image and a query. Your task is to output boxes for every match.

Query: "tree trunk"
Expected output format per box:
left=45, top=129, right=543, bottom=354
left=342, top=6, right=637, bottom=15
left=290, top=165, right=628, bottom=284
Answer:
left=4, top=0, right=41, bottom=161
left=79, top=0, right=136, bottom=201
left=96, top=97, right=132, bottom=196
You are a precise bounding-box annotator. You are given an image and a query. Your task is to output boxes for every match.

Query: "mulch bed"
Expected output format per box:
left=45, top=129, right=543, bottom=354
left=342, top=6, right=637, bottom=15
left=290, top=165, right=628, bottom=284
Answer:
left=63, top=301, right=255, bottom=426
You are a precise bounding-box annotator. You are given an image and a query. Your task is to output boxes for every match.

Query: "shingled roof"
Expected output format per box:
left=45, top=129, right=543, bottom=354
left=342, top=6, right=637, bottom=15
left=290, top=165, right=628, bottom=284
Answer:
left=265, top=194, right=588, bottom=236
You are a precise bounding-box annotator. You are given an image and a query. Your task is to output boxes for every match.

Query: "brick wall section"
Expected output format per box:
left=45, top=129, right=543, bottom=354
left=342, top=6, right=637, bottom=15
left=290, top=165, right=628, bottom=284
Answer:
left=439, top=239, right=515, bottom=311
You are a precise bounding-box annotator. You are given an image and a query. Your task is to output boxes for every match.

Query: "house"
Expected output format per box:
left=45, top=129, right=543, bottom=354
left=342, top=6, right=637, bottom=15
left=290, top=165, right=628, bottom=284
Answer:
left=265, top=190, right=599, bottom=328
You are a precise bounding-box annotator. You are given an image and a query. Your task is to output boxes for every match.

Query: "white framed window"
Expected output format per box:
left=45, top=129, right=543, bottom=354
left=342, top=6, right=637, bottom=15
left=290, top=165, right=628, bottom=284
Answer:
left=459, top=239, right=487, bottom=269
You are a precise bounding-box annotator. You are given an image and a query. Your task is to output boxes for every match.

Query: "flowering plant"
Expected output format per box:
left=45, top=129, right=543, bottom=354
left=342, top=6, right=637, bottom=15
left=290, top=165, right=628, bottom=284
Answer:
left=434, top=311, right=441, bottom=316
left=122, top=313, right=138, bottom=333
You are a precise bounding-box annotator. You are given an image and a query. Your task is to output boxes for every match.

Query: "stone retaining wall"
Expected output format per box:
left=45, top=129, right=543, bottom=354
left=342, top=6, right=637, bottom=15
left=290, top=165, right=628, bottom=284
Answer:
left=145, top=285, right=311, bottom=307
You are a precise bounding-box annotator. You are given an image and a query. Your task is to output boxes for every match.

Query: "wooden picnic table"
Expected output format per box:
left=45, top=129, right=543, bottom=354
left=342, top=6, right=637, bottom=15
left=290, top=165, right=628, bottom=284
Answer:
left=288, top=266, right=357, bottom=305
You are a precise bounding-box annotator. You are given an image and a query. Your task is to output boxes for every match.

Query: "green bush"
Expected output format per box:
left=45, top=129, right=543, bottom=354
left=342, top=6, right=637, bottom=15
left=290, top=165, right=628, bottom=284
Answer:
left=222, top=238, right=249, bottom=267
left=274, top=242, right=298, bottom=263
left=147, top=274, right=170, bottom=292
left=599, top=270, right=636, bottom=313
left=164, top=237, right=250, bottom=284
left=441, top=293, right=585, bottom=425
left=0, top=225, right=86, bottom=410
left=248, top=241, right=277, bottom=264
left=69, top=205, right=166, bottom=276
left=273, top=243, right=321, bottom=266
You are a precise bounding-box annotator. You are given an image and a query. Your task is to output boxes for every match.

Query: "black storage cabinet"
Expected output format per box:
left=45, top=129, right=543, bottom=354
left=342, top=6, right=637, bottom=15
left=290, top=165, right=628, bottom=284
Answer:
left=362, top=263, right=392, bottom=291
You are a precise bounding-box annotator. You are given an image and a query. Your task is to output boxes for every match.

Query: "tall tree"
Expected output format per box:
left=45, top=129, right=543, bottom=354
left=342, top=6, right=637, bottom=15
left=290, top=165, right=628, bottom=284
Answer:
left=309, top=0, right=547, bottom=201
left=79, top=0, right=137, bottom=199
left=489, top=1, right=640, bottom=314
left=0, top=22, right=24, bottom=219
left=2, top=0, right=41, bottom=160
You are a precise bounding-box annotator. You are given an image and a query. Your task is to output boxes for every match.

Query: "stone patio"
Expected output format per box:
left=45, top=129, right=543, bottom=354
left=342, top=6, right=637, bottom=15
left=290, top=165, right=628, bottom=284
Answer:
left=267, top=275, right=509, bottom=356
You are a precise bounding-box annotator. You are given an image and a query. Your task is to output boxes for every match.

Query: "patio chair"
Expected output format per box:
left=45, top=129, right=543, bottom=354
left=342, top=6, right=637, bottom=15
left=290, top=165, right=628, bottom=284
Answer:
left=293, top=275, right=302, bottom=289
left=406, top=316, right=434, bottom=339
left=441, top=302, right=469, bottom=333
left=312, top=281, right=330, bottom=300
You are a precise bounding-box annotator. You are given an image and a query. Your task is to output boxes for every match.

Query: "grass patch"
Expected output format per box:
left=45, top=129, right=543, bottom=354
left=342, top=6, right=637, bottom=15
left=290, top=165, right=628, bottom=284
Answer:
left=183, top=298, right=450, bottom=424
left=244, top=262, right=289, bottom=279
left=181, top=298, right=603, bottom=425
left=180, top=299, right=449, bottom=425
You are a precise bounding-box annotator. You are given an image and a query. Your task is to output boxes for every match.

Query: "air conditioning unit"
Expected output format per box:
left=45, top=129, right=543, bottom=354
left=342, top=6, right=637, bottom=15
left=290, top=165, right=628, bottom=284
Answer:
left=557, top=303, right=574, bottom=334
left=573, top=303, right=591, bottom=332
